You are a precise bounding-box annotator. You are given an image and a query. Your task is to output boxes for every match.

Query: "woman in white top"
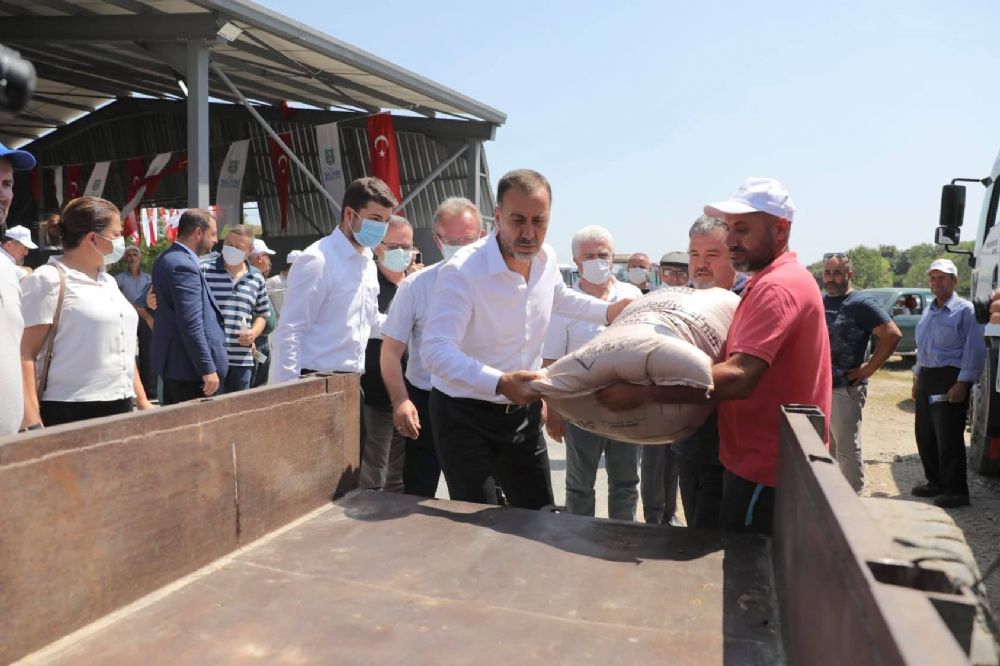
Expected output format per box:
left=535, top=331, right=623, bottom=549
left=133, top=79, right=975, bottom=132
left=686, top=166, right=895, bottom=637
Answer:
left=20, top=197, right=153, bottom=429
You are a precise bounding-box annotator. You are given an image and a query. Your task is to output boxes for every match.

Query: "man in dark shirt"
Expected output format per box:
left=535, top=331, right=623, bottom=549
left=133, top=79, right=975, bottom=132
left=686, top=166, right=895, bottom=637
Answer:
left=823, top=253, right=901, bottom=493
left=360, top=215, right=413, bottom=491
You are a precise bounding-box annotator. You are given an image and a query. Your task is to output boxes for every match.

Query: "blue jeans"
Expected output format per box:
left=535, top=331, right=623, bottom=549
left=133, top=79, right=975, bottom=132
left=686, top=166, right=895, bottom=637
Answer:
left=221, top=365, right=252, bottom=394
left=564, top=423, right=640, bottom=521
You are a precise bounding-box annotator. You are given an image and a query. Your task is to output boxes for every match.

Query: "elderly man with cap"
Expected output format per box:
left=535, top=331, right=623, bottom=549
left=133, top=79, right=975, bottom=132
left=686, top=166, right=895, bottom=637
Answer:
left=0, top=141, right=36, bottom=435
left=911, top=258, right=985, bottom=508
left=265, top=249, right=301, bottom=316
left=2, top=224, right=37, bottom=280
left=658, top=251, right=689, bottom=287
left=248, top=238, right=277, bottom=388
left=597, top=177, right=831, bottom=534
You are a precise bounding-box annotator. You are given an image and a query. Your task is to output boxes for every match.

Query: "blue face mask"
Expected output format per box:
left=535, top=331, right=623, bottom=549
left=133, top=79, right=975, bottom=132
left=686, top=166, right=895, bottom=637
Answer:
left=350, top=211, right=389, bottom=249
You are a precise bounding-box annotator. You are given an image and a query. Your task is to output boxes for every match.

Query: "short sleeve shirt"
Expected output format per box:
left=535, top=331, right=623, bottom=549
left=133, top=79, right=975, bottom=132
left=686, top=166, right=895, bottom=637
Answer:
left=542, top=278, right=642, bottom=359
left=115, top=271, right=151, bottom=306
left=201, top=258, right=271, bottom=368
left=718, top=252, right=832, bottom=487
left=824, top=292, right=890, bottom=388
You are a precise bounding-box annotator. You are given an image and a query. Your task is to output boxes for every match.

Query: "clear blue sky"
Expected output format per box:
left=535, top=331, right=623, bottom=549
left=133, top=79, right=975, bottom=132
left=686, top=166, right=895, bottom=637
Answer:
left=266, top=0, right=1000, bottom=266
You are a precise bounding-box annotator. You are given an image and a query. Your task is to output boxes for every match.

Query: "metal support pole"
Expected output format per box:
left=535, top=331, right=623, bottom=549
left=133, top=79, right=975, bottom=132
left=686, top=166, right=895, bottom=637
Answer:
left=394, top=144, right=468, bottom=213
left=210, top=62, right=342, bottom=214
left=186, top=41, right=210, bottom=208
left=465, top=139, right=480, bottom=209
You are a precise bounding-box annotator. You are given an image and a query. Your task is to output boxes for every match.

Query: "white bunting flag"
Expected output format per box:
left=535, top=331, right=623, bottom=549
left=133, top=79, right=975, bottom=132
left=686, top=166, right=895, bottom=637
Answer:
left=84, top=161, right=111, bottom=198
left=140, top=208, right=159, bottom=247
left=215, top=140, right=250, bottom=230
left=315, top=122, right=346, bottom=213
left=53, top=167, right=64, bottom=207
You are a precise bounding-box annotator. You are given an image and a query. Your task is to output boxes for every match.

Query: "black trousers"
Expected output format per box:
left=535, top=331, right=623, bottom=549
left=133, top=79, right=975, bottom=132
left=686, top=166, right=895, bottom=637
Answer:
left=677, top=455, right=724, bottom=530
left=40, top=398, right=133, bottom=427
left=403, top=386, right=441, bottom=498
left=136, top=320, right=155, bottom=396
left=915, top=366, right=970, bottom=496
left=429, top=389, right=553, bottom=510
left=718, top=469, right=775, bottom=534
left=161, top=378, right=206, bottom=406
left=251, top=338, right=270, bottom=389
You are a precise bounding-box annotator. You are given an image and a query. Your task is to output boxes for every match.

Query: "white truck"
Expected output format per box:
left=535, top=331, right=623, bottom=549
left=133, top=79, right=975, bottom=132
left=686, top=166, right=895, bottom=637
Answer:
left=934, top=148, right=1000, bottom=474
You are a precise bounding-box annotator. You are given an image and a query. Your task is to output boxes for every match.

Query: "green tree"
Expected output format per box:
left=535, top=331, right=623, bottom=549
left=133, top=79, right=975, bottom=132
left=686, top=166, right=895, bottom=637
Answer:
left=845, top=245, right=892, bottom=288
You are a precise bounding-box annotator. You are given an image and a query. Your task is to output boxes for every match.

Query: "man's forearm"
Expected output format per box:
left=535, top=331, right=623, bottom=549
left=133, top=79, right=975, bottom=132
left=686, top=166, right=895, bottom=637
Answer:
left=867, top=334, right=900, bottom=373
left=380, top=342, right=410, bottom=408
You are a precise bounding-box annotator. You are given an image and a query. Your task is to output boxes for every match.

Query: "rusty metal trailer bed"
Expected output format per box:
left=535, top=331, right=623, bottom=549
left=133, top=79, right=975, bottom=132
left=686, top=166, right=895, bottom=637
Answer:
left=0, top=378, right=977, bottom=664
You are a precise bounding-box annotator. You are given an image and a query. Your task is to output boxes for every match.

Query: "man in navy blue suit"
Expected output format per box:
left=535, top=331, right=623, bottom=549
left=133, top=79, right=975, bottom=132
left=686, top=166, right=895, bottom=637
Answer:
left=151, top=209, right=228, bottom=405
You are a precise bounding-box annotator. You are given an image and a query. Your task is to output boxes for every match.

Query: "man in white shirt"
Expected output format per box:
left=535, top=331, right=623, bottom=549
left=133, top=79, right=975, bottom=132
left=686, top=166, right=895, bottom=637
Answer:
left=421, top=170, right=633, bottom=509
left=1, top=225, right=37, bottom=281
left=269, top=177, right=398, bottom=458
left=543, top=225, right=642, bottom=520
left=0, top=143, right=36, bottom=435
left=380, top=197, right=485, bottom=497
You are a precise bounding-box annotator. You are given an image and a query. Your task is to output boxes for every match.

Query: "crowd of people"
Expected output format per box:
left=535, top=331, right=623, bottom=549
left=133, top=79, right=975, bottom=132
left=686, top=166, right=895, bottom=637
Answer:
left=0, top=136, right=989, bottom=531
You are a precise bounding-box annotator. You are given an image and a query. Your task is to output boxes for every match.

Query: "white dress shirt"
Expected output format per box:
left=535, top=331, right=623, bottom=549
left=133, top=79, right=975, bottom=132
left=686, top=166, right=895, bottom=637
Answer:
left=271, top=227, right=381, bottom=382
left=20, top=257, right=137, bottom=402
left=0, top=246, right=28, bottom=281
left=421, top=233, right=609, bottom=403
left=381, top=261, right=444, bottom=391
left=543, top=277, right=642, bottom=360
left=0, top=259, right=23, bottom=434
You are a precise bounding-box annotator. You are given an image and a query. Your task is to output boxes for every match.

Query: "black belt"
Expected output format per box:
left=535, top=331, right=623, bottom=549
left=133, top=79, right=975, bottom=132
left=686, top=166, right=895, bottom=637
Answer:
left=438, top=390, right=527, bottom=415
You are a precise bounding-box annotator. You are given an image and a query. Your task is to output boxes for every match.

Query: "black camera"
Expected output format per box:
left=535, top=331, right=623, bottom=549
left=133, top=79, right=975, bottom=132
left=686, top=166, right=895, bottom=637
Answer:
left=0, top=44, right=36, bottom=114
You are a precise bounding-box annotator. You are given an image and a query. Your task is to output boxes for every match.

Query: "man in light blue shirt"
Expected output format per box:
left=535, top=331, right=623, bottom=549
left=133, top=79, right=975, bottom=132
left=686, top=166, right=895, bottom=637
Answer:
left=911, top=258, right=986, bottom=508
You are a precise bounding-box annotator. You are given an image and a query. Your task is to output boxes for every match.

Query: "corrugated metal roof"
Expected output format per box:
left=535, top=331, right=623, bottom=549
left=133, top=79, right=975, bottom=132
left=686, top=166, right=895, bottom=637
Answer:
left=10, top=98, right=497, bottom=236
left=0, top=0, right=506, bottom=147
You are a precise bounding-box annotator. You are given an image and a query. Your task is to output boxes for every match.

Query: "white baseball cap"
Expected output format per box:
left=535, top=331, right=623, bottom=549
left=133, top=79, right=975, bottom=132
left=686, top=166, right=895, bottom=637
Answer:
left=287, top=250, right=303, bottom=264
left=926, top=258, right=958, bottom=276
left=704, top=177, right=796, bottom=222
left=251, top=238, right=275, bottom=256
left=4, top=225, right=37, bottom=249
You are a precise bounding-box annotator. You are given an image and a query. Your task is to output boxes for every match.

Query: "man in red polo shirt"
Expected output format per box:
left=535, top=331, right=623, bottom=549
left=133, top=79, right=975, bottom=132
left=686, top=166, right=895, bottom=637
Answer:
left=597, top=177, right=831, bottom=533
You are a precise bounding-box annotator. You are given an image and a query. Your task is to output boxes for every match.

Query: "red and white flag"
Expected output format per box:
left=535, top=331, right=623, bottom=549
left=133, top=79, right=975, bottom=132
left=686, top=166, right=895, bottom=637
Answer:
left=165, top=209, right=183, bottom=242
left=53, top=167, right=64, bottom=207
left=366, top=112, right=403, bottom=204
left=139, top=208, right=158, bottom=247
left=123, top=158, right=144, bottom=243
left=268, top=133, right=293, bottom=232
left=122, top=152, right=171, bottom=219
left=65, top=164, right=82, bottom=201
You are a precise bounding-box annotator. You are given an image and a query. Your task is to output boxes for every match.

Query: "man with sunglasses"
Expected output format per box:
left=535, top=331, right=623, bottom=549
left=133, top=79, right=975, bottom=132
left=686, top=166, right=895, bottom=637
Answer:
left=359, top=215, right=414, bottom=492
left=597, top=177, right=831, bottom=534
left=380, top=197, right=485, bottom=497
left=822, top=253, right=901, bottom=494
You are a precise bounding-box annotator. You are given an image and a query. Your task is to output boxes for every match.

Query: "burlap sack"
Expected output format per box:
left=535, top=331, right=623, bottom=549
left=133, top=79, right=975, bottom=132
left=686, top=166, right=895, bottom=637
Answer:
left=532, top=287, right=740, bottom=444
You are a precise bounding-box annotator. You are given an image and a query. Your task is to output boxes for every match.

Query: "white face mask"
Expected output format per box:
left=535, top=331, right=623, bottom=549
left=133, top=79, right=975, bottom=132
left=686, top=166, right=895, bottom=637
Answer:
left=441, top=244, right=464, bottom=262
left=222, top=245, right=247, bottom=266
left=96, top=234, right=126, bottom=266
left=381, top=247, right=412, bottom=273
left=628, top=266, right=648, bottom=285
left=580, top=258, right=612, bottom=285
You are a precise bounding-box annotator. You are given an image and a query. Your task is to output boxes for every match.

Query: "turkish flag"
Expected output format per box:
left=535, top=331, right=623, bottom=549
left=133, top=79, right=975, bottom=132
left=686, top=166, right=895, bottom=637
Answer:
left=145, top=152, right=186, bottom=198
left=124, top=157, right=145, bottom=243
left=367, top=112, right=402, bottom=203
left=268, top=132, right=293, bottom=232
left=64, top=164, right=82, bottom=201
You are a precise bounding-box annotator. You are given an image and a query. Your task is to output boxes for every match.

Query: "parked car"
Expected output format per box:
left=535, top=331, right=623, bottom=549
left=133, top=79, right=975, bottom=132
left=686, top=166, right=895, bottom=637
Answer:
left=857, top=287, right=933, bottom=355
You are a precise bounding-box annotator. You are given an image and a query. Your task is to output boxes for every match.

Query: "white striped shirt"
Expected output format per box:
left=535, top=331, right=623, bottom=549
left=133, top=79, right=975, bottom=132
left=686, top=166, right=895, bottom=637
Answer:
left=201, top=257, right=271, bottom=367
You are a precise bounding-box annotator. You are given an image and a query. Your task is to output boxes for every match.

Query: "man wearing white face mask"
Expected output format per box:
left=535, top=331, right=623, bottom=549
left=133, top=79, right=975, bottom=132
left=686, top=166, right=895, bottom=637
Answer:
left=359, top=215, right=414, bottom=491
left=271, top=177, right=398, bottom=384
left=626, top=252, right=653, bottom=293
left=381, top=197, right=485, bottom=497
left=200, top=224, right=271, bottom=394
left=543, top=225, right=642, bottom=520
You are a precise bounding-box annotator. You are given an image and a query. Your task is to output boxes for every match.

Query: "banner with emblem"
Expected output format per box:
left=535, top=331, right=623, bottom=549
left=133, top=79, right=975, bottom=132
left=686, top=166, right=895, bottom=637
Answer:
left=84, top=161, right=111, bottom=198
left=315, top=122, right=346, bottom=215
left=215, top=139, right=250, bottom=231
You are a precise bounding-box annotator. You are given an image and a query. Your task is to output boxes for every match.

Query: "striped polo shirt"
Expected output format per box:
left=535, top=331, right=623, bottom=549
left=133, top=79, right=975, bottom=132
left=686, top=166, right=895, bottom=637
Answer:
left=201, top=256, right=271, bottom=367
